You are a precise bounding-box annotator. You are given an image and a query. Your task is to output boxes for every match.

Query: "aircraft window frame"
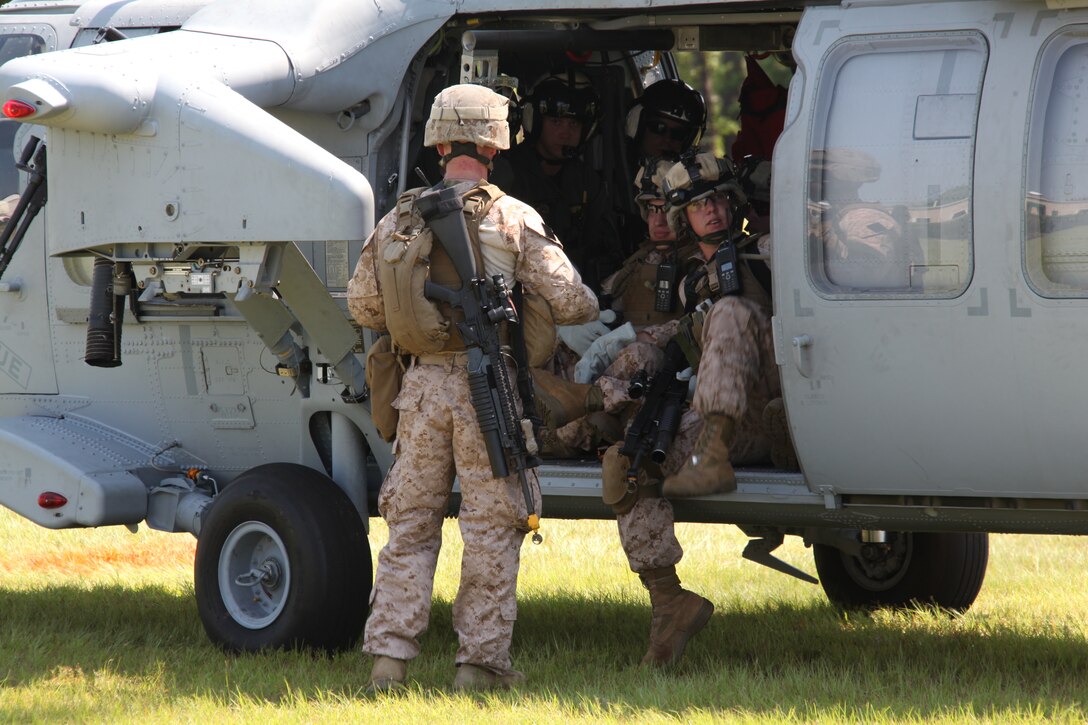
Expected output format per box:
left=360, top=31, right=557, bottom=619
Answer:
left=0, top=26, right=55, bottom=55
left=72, top=27, right=176, bottom=48
left=805, top=31, right=985, bottom=300
left=0, top=31, right=53, bottom=201
left=1022, top=26, right=1088, bottom=299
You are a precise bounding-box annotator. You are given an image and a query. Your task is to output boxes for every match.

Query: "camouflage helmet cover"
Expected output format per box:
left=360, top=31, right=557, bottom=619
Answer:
left=663, top=152, right=746, bottom=237
left=424, top=84, right=510, bottom=150
left=632, top=156, right=674, bottom=221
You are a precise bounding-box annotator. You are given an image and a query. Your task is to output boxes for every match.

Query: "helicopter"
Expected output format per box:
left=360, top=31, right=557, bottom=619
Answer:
left=0, top=0, right=1080, bottom=651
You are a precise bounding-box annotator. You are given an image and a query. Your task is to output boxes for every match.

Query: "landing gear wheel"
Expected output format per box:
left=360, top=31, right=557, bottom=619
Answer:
left=194, top=463, right=371, bottom=652
left=813, top=531, right=988, bottom=613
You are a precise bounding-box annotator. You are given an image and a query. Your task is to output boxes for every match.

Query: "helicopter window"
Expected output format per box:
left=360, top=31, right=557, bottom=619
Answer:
left=807, top=33, right=983, bottom=299
left=0, top=34, right=46, bottom=200
left=0, top=34, right=44, bottom=65
left=1024, top=28, right=1088, bottom=298
left=71, top=26, right=178, bottom=48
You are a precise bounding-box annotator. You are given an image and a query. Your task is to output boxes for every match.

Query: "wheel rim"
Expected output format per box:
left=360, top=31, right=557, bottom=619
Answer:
left=218, top=521, right=292, bottom=629
left=840, top=532, right=914, bottom=592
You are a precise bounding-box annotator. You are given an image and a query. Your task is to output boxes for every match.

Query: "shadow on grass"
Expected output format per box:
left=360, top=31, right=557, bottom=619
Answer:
left=2, top=584, right=1087, bottom=717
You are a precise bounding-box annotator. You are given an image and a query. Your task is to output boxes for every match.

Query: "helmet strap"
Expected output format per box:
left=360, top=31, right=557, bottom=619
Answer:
left=440, top=141, right=494, bottom=170
left=697, top=229, right=731, bottom=245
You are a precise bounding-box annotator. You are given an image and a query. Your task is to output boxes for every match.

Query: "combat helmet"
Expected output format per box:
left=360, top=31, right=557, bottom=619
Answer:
left=520, top=71, right=601, bottom=152
left=632, top=156, right=674, bottom=222
left=625, top=79, right=707, bottom=151
left=663, top=152, right=745, bottom=238
left=424, top=83, right=510, bottom=167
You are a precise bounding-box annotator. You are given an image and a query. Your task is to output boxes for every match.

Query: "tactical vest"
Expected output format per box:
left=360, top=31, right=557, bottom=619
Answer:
left=618, top=246, right=668, bottom=328
left=687, top=234, right=772, bottom=312
left=378, top=182, right=504, bottom=355
left=618, top=243, right=705, bottom=328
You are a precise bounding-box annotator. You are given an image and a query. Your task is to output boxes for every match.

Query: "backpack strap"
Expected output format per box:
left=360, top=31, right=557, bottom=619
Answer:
left=461, top=182, right=506, bottom=275
left=462, top=182, right=505, bottom=227
left=394, top=187, right=426, bottom=239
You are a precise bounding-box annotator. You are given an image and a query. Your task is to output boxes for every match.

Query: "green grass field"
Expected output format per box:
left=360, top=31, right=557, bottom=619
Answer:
left=2, top=511, right=1088, bottom=723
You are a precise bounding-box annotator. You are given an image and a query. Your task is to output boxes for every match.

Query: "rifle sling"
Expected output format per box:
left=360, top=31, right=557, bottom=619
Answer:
left=509, top=283, right=542, bottom=464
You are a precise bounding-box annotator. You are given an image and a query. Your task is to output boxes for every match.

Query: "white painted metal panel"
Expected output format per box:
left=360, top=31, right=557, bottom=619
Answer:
left=777, top=1, right=1088, bottom=499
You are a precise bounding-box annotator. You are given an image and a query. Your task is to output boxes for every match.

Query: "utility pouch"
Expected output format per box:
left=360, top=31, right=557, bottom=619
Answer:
left=365, top=334, right=407, bottom=442
left=674, top=304, right=708, bottom=370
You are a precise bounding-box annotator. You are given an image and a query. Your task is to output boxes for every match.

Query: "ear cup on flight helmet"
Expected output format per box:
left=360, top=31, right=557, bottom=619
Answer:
left=520, top=72, right=601, bottom=149
left=625, top=79, right=707, bottom=150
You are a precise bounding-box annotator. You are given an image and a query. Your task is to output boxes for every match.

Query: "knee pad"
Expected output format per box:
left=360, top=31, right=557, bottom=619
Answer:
left=601, top=444, right=662, bottom=515
left=601, top=445, right=636, bottom=515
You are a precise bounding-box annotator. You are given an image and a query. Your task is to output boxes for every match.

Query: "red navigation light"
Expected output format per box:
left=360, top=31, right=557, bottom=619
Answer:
left=2, top=99, right=36, bottom=119
left=38, top=491, right=67, bottom=509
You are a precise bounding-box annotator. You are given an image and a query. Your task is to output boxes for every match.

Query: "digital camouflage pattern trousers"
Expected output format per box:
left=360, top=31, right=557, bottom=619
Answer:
left=615, top=294, right=779, bottom=573
left=362, top=359, right=539, bottom=676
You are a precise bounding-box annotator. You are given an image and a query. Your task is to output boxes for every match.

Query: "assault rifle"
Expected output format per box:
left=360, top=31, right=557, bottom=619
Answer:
left=619, top=339, right=690, bottom=491
left=416, top=183, right=543, bottom=542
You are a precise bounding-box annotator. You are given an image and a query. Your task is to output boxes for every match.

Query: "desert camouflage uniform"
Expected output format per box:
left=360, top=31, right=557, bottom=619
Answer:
left=349, top=189, right=597, bottom=674
left=820, top=204, right=906, bottom=289
left=551, top=241, right=701, bottom=451
left=609, top=238, right=779, bottom=573
left=549, top=341, right=661, bottom=451
left=614, top=408, right=700, bottom=570
left=811, top=147, right=912, bottom=290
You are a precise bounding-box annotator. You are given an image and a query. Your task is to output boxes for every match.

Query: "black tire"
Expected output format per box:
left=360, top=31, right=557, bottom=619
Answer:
left=813, top=531, right=988, bottom=613
left=194, top=463, right=371, bottom=652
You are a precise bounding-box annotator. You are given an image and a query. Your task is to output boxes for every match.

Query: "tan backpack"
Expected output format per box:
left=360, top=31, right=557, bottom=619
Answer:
left=377, top=183, right=504, bottom=354
left=376, top=182, right=558, bottom=364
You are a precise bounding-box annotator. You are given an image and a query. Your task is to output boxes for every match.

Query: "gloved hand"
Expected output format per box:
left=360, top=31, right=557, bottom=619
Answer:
left=557, top=309, right=617, bottom=356
left=574, top=321, right=636, bottom=384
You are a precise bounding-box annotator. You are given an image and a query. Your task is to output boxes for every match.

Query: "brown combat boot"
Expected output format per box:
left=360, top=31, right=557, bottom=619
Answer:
left=530, top=368, right=603, bottom=430
left=663, top=413, right=736, bottom=496
left=453, top=663, right=526, bottom=691
left=640, top=566, right=714, bottom=666
left=763, top=398, right=799, bottom=471
left=366, top=655, right=407, bottom=693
